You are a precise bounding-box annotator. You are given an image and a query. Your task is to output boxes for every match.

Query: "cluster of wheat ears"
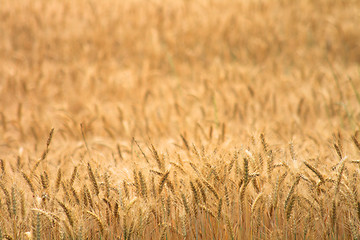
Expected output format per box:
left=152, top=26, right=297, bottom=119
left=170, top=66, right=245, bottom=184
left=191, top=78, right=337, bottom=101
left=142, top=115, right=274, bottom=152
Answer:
left=1, top=0, right=360, bottom=239
left=1, top=129, right=360, bottom=239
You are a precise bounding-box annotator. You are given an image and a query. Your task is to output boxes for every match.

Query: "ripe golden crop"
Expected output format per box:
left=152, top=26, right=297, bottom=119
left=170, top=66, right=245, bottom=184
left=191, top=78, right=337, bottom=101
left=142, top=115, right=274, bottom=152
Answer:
left=0, top=0, right=359, bottom=239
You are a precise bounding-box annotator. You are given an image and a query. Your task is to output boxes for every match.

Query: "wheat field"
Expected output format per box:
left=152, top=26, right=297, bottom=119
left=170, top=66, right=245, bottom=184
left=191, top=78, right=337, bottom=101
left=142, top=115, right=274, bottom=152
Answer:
left=0, top=0, right=360, bottom=239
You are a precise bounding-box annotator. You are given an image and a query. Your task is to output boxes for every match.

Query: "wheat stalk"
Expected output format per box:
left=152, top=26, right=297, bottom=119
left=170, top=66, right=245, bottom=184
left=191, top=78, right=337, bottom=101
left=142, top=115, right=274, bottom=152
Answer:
left=57, top=199, right=74, bottom=227
left=87, top=163, right=99, bottom=196
left=86, top=210, right=104, bottom=234
left=158, top=171, right=170, bottom=195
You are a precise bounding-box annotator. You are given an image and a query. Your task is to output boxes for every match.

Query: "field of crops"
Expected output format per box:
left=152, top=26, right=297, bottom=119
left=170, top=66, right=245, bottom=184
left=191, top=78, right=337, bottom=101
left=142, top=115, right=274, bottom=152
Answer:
left=1, top=0, right=360, bottom=239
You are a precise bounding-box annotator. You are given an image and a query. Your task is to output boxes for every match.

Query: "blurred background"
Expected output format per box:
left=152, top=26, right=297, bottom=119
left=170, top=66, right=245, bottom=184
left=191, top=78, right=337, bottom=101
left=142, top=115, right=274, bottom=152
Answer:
left=0, top=0, right=359, bottom=159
